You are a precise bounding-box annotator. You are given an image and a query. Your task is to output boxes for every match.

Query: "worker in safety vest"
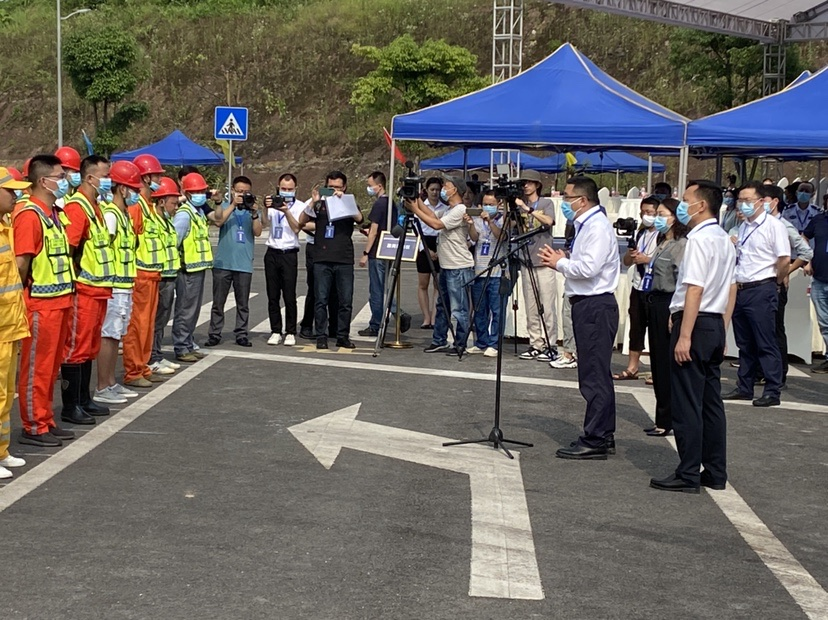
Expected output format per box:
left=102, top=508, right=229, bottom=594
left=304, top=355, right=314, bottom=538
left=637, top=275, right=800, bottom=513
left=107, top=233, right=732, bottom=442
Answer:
left=13, top=155, right=77, bottom=447
left=0, top=168, right=32, bottom=476
left=122, top=154, right=166, bottom=388
left=61, top=155, right=115, bottom=426
left=148, top=177, right=182, bottom=375
left=56, top=146, right=82, bottom=192
left=172, top=172, right=214, bottom=362
left=94, top=161, right=141, bottom=404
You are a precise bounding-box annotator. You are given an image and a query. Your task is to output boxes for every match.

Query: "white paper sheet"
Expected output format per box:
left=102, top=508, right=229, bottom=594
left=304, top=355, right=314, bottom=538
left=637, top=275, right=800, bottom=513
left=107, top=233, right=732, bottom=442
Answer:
left=325, top=194, right=360, bottom=222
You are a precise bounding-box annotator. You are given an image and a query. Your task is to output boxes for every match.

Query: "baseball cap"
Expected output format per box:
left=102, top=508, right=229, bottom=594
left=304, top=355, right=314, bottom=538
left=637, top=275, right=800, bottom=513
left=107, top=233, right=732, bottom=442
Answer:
left=519, top=169, right=542, bottom=183
left=0, top=167, right=31, bottom=190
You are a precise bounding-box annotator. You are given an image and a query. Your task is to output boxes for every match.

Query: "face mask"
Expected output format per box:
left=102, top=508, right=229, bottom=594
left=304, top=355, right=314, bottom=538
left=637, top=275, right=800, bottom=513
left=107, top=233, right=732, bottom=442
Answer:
left=68, top=172, right=81, bottom=188
left=739, top=201, right=757, bottom=217
left=125, top=190, right=140, bottom=206
left=797, top=191, right=813, bottom=203
left=763, top=201, right=773, bottom=214
left=49, top=178, right=70, bottom=199
left=483, top=205, right=498, bottom=217
left=440, top=189, right=450, bottom=203
left=676, top=201, right=700, bottom=226
left=641, top=214, right=656, bottom=228
left=367, top=186, right=377, bottom=197
left=14, top=190, right=23, bottom=200
left=279, top=190, right=295, bottom=199
left=149, top=181, right=161, bottom=192
left=94, top=176, right=112, bottom=195
left=104, top=191, right=114, bottom=203
left=723, top=196, right=734, bottom=207
left=561, top=201, right=576, bottom=222
left=653, top=193, right=668, bottom=202
left=190, top=193, right=207, bottom=207
left=653, top=215, right=671, bottom=234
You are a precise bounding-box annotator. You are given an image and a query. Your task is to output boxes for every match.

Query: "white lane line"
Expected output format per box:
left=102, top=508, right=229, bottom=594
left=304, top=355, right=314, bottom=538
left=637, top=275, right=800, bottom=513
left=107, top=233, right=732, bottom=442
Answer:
left=632, top=392, right=828, bottom=620
left=251, top=296, right=306, bottom=334
left=0, top=357, right=219, bottom=514
left=787, top=366, right=810, bottom=379
left=214, top=349, right=828, bottom=415
left=167, top=293, right=259, bottom=328
left=351, top=302, right=374, bottom=342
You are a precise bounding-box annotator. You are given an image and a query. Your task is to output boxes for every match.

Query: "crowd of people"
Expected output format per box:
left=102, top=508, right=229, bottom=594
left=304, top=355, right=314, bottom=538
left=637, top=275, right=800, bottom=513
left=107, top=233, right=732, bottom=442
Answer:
left=0, top=146, right=826, bottom=496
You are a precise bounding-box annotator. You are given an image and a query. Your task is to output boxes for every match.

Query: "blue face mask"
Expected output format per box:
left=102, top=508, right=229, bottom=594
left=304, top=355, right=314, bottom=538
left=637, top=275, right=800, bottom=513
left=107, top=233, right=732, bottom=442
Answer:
left=483, top=205, right=498, bottom=217
left=149, top=181, right=161, bottom=192
left=367, top=185, right=377, bottom=197
left=653, top=193, right=668, bottom=202
left=95, top=176, right=112, bottom=195
left=763, top=201, right=772, bottom=214
left=653, top=215, right=671, bottom=234
left=440, top=189, right=449, bottom=203
left=723, top=196, right=734, bottom=207
left=14, top=190, right=23, bottom=200
left=50, top=178, right=70, bottom=199
left=279, top=190, right=296, bottom=201
left=739, top=201, right=757, bottom=217
left=125, top=190, right=140, bottom=206
left=190, top=193, right=207, bottom=207
left=676, top=201, right=693, bottom=225
left=104, top=191, right=114, bottom=203
left=561, top=201, right=576, bottom=222
left=68, top=172, right=81, bottom=188
left=797, top=191, right=813, bottom=203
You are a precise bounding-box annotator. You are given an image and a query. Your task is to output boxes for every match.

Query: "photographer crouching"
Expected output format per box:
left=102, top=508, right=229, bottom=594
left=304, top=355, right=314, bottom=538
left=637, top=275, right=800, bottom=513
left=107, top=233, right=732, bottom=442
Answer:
left=204, top=176, right=263, bottom=348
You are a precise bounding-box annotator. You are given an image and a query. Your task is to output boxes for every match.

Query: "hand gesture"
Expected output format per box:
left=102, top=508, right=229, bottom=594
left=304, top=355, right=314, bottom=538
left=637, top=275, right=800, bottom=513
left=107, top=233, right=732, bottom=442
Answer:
left=515, top=198, right=528, bottom=211
left=539, top=244, right=565, bottom=269
left=462, top=213, right=474, bottom=225
left=311, top=185, right=321, bottom=203
left=674, top=335, right=692, bottom=364
left=264, top=196, right=273, bottom=208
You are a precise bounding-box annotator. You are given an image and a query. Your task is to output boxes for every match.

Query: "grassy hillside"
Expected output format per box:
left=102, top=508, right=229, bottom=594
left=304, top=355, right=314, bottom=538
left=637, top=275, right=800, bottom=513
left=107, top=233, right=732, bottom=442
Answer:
left=1, top=0, right=827, bottom=187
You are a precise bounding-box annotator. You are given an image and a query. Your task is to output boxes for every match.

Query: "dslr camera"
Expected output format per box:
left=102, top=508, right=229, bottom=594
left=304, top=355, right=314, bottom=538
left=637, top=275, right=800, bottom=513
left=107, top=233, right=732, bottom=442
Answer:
left=492, top=164, right=524, bottom=200
left=613, top=217, right=638, bottom=249
left=269, top=194, right=286, bottom=208
left=238, top=191, right=256, bottom=210
left=398, top=160, right=424, bottom=200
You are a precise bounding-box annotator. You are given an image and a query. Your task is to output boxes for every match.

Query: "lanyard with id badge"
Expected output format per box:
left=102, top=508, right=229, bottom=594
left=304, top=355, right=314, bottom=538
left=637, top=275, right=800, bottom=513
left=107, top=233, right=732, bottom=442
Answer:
left=272, top=211, right=285, bottom=240
left=736, top=218, right=764, bottom=265
left=479, top=214, right=501, bottom=256
left=234, top=211, right=246, bottom=244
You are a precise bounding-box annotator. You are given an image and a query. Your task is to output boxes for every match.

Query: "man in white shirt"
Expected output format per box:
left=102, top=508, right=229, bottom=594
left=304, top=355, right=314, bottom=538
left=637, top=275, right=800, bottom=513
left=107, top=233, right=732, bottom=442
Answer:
left=723, top=181, right=790, bottom=408
left=781, top=181, right=820, bottom=234
left=650, top=180, right=736, bottom=494
left=539, top=176, right=620, bottom=460
left=262, top=173, right=306, bottom=346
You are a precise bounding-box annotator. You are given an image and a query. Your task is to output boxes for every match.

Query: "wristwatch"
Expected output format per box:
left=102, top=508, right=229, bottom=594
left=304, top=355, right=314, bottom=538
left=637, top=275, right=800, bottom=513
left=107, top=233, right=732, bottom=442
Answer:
left=363, top=251, right=369, bottom=256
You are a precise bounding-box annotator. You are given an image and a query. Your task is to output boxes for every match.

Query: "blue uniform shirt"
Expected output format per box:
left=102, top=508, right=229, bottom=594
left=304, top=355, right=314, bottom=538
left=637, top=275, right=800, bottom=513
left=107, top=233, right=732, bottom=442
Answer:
left=213, top=209, right=255, bottom=273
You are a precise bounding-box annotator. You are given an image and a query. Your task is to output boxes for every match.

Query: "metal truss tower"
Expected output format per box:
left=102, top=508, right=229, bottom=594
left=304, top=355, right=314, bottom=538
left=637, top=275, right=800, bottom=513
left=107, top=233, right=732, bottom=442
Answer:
left=492, top=0, right=524, bottom=83
left=763, top=24, right=787, bottom=96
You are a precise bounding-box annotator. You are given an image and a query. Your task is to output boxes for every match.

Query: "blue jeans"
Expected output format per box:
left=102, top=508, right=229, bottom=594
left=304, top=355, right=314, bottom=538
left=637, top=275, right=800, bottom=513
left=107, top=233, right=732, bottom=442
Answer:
left=368, top=257, right=396, bottom=331
left=811, top=278, right=828, bottom=349
left=432, top=267, right=474, bottom=348
left=314, top=262, right=354, bottom=340
left=471, top=277, right=501, bottom=349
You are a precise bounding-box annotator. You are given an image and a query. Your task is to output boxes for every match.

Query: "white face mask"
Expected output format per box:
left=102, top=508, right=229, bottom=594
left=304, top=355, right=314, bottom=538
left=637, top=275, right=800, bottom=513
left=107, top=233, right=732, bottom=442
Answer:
left=641, top=214, right=656, bottom=228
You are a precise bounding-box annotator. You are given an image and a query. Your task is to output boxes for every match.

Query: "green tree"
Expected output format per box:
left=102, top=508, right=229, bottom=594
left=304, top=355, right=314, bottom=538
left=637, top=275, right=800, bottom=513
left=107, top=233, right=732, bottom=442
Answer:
left=350, top=34, right=489, bottom=115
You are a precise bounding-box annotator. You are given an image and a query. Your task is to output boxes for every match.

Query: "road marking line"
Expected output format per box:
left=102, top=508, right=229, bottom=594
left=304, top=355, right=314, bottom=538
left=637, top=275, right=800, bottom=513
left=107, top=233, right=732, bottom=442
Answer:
left=0, top=357, right=219, bottom=514
left=167, top=293, right=259, bottom=328
left=787, top=366, right=810, bottom=379
left=632, top=392, right=828, bottom=620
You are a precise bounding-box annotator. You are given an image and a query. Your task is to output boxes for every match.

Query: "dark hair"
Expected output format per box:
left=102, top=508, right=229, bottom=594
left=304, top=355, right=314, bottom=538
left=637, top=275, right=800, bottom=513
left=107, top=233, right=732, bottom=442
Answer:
left=798, top=181, right=815, bottom=192
left=178, top=165, right=199, bottom=181
left=738, top=180, right=765, bottom=197
left=368, top=171, right=386, bottom=188
left=278, top=173, right=297, bottom=185
left=641, top=196, right=660, bottom=209
left=727, top=174, right=737, bottom=183
left=658, top=197, right=688, bottom=240
left=477, top=189, right=497, bottom=205
left=653, top=182, right=672, bottom=195
left=232, top=175, right=252, bottom=188
left=28, top=154, right=63, bottom=184
left=326, top=170, right=347, bottom=186
left=761, top=184, right=785, bottom=203
left=80, top=155, right=109, bottom=179
left=566, top=176, right=599, bottom=205
left=425, top=177, right=442, bottom=189
left=762, top=177, right=775, bottom=184
left=687, top=179, right=722, bottom=215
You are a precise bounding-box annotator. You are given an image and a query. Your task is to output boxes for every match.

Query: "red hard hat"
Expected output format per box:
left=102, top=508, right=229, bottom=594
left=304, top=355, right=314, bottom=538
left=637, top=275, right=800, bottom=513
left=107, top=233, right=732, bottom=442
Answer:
left=55, top=146, right=82, bottom=171
left=7, top=167, right=23, bottom=182
left=110, top=161, right=142, bottom=190
left=151, top=176, right=179, bottom=199
left=181, top=172, right=208, bottom=192
left=22, top=158, right=32, bottom=179
left=133, top=154, right=164, bottom=176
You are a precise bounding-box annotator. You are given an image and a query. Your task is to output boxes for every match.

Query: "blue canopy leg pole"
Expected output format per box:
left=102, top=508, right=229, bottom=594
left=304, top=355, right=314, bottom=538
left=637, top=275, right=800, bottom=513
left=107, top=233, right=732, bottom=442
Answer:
left=463, top=147, right=469, bottom=178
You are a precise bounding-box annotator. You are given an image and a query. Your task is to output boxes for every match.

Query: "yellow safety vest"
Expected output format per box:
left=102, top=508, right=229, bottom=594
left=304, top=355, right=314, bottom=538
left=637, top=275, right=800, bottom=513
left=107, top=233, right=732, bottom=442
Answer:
left=102, top=202, right=137, bottom=289
left=16, top=202, right=75, bottom=298
left=178, top=203, right=213, bottom=273
left=159, top=211, right=181, bottom=278
left=135, top=196, right=164, bottom=272
left=0, top=219, right=29, bottom=343
left=65, top=192, right=115, bottom=288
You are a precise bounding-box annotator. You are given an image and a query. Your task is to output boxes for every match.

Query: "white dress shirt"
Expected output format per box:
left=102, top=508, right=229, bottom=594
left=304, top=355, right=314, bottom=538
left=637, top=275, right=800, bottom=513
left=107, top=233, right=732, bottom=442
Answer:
left=734, top=211, right=790, bottom=283
left=781, top=203, right=820, bottom=234
left=670, top=218, right=736, bottom=315
left=556, top=205, right=619, bottom=297
left=266, top=199, right=306, bottom=250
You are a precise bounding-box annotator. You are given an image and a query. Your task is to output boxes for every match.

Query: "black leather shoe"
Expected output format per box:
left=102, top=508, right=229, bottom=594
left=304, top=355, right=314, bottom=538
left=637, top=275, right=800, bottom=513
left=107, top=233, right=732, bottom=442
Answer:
left=299, top=329, right=315, bottom=340
left=722, top=389, right=753, bottom=401
left=61, top=406, right=96, bottom=426
left=81, top=398, right=110, bottom=417
left=649, top=474, right=700, bottom=494
left=336, top=338, right=356, bottom=349
left=357, top=328, right=378, bottom=337
left=753, top=395, right=780, bottom=407
left=204, top=335, right=222, bottom=347
left=606, top=436, right=616, bottom=455
left=236, top=338, right=253, bottom=348
left=316, top=338, right=328, bottom=350
left=700, top=472, right=726, bottom=491
left=645, top=428, right=673, bottom=437
left=556, top=443, right=608, bottom=460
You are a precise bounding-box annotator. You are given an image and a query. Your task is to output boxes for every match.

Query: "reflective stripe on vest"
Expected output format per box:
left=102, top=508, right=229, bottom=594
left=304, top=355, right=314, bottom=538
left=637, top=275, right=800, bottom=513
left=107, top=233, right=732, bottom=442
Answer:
left=179, top=203, right=213, bottom=273
left=0, top=242, right=23, bottom=300
left=16, top=203, right=75, bottom=298
left=102, top=203, right=137, bottom=288
left=160, top=214, right=181, bottom=278
left=67, top=193, right=115, bottom=287
left=135, top=196, right=164, bottom=271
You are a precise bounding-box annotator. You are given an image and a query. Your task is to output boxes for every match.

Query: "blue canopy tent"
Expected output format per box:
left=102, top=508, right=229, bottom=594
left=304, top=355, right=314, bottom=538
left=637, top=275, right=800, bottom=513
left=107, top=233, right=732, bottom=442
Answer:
left=420, top=149, right=567, bottom=173
left=584, top=151, right=665, bottom=173
left=111, top=129, right=242, bottom=166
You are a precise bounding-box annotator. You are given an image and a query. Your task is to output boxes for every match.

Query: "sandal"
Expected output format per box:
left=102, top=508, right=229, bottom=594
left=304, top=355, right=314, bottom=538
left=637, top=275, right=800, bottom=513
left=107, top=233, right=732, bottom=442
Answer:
left=420, top=324, right=434, bottom=330
left=645, top=377, right=654, bottom=385
left=613, top=369, right=639, bottom=381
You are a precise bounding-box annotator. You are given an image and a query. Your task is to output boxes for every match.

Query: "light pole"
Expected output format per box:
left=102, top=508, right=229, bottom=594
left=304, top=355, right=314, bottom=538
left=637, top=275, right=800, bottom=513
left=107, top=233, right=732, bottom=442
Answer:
left=57, top=1, right=91, bottom=147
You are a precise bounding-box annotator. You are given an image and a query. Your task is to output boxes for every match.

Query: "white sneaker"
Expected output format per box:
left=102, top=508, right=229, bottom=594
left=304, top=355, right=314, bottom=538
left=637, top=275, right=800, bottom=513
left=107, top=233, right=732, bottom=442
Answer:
left=111, top=383, right=139, bottom=398
left=550, top=356, right=577, bottom=369
left=94, top=386, right=128, bottom=405
left=483, top=347, right=499, bottom=358
left=267, top=333, right=283, bottom=346
left=0, top=455, right=26, bottom=468
left=149, top=361, right=175, bottom=375
left=0, top=466, right=12, bottom=479
left=466, top=346, right=484, bottom=354
left=160, top=359, right=180, bottom=370
left=283, top=334, right=295, bottom=346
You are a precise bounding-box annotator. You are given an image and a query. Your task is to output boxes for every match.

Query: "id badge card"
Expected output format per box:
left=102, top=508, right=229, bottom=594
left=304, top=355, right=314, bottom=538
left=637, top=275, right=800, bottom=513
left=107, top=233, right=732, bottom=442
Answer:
left=273, top=226, right=283, bottom=240
left=641, top=270, right=654, bottom=292
left=235, top=228, right=246, bottom=243
left=325, top=224, right=335, bottom=239
left=480, top=241, right=491, bottom=256
left=735, top=247, right=741, bottom=265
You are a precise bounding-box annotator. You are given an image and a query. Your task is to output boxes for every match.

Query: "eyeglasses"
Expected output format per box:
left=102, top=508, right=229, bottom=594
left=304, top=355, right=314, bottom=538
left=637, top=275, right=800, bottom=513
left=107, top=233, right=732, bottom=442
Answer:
left=44, top=174, right=67, bottom=181
left=561, top=194, right=585, bottom=200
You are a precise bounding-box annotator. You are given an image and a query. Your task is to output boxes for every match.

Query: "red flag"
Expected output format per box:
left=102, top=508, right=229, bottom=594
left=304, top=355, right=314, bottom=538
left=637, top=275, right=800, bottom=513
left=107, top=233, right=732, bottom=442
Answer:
left=384, top=127, right=407, bottom=165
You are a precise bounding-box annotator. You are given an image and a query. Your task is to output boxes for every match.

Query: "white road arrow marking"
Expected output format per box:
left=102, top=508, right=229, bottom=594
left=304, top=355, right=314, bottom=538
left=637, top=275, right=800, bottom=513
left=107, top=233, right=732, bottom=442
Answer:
left=289, top=403, right=544, bottom=600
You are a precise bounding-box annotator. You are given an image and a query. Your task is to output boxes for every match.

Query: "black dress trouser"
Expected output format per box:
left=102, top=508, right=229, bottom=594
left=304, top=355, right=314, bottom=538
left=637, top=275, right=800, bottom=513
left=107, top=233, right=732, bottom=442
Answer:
left=646, top=293, right=673, bottom=430
left=264, top=248, right=299, bottom=335
left=300, top=244, right=338, bottom=337
left=670, top=312, right=727, bottom=486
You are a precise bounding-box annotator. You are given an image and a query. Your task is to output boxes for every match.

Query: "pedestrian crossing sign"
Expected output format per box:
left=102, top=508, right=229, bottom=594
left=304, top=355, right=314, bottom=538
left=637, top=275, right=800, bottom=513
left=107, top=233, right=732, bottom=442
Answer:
left=214, top=106, right=249, bottom=141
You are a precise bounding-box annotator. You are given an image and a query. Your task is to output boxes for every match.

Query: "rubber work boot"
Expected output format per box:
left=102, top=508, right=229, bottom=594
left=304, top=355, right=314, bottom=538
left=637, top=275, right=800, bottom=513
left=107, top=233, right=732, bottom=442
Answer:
left=79, top=360, right=109, bottom=416
left=60, top=364, right=95, bottom=426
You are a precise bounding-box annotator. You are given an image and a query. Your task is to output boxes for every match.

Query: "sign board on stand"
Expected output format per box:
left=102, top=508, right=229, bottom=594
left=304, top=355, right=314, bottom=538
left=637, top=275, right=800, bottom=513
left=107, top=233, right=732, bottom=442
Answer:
left=376, top=232, right=419, bottom=262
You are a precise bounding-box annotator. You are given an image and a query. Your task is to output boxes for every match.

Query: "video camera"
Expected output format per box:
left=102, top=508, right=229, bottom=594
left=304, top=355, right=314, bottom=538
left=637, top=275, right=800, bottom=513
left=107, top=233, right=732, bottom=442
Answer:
left=491, top=164, right=524, bottom=201
left=398, top=160, right=424, bottom=200
left=613, top=217, right=638, bottom=249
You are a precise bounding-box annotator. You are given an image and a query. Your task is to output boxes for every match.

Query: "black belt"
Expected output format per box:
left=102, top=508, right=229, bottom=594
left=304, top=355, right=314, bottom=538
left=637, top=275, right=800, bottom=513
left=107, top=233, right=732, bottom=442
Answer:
left=569, top=292, right=613, bottom=306
left=736, top=277, right=775, bottom=290
left=671, top=310, right=722, bottom=322
left=267, top=247, right=299, bottom=255
left=644, top=291, right=673, bottom=303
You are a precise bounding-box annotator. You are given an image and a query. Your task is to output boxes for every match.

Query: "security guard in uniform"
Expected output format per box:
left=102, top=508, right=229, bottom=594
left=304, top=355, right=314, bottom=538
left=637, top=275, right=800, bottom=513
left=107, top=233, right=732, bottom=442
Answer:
left=172, top=173, right=214, bottom=362
left=61, top=155, right=115, bottom=425
left=14, top=155, right=77, bottom=447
